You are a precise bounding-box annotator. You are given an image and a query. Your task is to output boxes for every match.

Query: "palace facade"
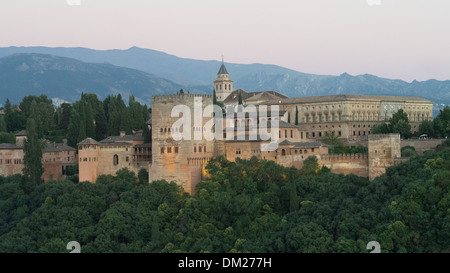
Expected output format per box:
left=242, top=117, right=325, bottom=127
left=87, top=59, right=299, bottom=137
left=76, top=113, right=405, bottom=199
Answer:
left=147, top=62, right=433, bottom=193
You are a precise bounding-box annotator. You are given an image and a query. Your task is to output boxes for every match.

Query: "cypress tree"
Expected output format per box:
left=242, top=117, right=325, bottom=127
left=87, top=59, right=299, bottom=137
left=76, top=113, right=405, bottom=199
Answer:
left=152, top=214, right=160, bottom=243
left=4, top=99, right=12, bottom=132
left=289, top=180, right=299, bottom=212
left=238, top=91, right=243, bottom=105
left=213, top=88, right=217, bottom=105
left=295, top=106, right=299, bottom=125
left=23, top=118, right=44, bottom=185
left=0, top=115, right=6, bottom=132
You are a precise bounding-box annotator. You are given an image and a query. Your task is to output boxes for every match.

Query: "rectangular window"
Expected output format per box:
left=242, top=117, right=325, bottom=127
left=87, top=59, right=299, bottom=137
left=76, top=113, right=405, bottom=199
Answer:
left=199, top=146, right=202, bottom=153
left=290, top=130, right=293, bottom=138
left=194, top=146, right=197, bottom=153
left=167, top=147, right=172, bottom=153
left=204, top=146, right=206, bottom=153
left=175, top=147, right=179, bottom=153
left=311, top=148, right=315, bottom=153
left=161, top=147, right=164, bottom=154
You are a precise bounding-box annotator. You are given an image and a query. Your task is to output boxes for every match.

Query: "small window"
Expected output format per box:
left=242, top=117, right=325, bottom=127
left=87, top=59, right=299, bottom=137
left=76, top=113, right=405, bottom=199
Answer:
left=113, top=155, right=119, bottom=165
left=160, top=147, right=164, bottom=154
left=168, top=147, right=172, bottom=153
left=175, top=147, right=179, bottom=153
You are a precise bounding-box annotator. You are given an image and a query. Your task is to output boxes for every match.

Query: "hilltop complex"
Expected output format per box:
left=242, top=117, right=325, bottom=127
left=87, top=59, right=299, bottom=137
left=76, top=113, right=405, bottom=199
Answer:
left=0, top=62, right=437, bottom=193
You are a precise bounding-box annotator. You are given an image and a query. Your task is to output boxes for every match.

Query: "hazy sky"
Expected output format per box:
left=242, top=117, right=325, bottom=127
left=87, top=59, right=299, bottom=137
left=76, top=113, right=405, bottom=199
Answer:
left=1, top=0, right=449, bottom=82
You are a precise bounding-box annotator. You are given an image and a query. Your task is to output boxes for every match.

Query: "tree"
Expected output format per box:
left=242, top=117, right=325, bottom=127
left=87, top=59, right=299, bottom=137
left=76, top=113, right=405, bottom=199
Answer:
left=213, top=88, right=217, bottom=105
left=434, top=106, right=450, bottom=138
left=21, top=95, right=55, bottom=136
left=0, top=115, right=6, bottom=132
left=295, top=106, right=299, bottom=125
left=104, top=94, right=132, bottom=136
left=390, top=109, right=411, bottom=138
left=401, top=146, right=416, bottom=158
left=392, top=119, right=411, bottom=139
left=238, top=91, right=243, bottom=105
left=289, top=180, right=299, bottom=212
left=4, top=99, right=26, bottom=133
left=321, top=131, right=343, bottom=147
left=57, top=103, right=72, bottom=130
left=419, top=120, right=434, bottom=137
left=300, top=156, right=319, bottom=175
left=66, top=108, right=81, bottom=147
left=138, top=168, right=149, bottom=184
left=371, top=123, right=390, bottom=134
left=23, top=118, right=44, bottom=185
left=288, top=112, right=291, bottom=124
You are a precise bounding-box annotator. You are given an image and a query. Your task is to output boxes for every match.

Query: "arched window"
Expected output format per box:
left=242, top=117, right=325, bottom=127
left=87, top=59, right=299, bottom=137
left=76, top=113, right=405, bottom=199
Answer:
left=113, top=154, right=119, bottom=165
left=281, top=149, right=286, bottom=156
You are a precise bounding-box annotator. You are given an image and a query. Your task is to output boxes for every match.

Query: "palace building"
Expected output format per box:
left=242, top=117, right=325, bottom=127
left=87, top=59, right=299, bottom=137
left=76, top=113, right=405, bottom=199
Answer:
left=147, top=61, right=433, bottom=193
left=73, top=61, right=434, bottom=194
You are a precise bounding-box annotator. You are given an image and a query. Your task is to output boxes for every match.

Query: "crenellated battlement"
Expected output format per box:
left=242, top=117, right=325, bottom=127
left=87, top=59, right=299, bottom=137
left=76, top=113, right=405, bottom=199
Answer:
left=152, top=93, right=213, bottom=103
left=319, top=153, right=368, bottom=161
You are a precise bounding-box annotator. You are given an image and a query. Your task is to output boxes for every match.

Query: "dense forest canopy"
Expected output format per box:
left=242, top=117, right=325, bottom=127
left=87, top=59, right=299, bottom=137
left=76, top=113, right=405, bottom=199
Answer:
left=0, top=142, right=449, bottom=253
left=0, top=94, right=151, bottom=147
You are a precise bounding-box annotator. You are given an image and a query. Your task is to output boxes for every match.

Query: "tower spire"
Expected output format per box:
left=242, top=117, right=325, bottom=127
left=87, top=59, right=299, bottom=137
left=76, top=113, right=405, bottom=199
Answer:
left=214, top=56, right=233, bottom=102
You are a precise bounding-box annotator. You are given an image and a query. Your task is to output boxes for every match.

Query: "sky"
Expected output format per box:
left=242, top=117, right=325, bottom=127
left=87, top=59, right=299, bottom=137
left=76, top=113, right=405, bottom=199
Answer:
left=1, top=0, right=449, bottom=82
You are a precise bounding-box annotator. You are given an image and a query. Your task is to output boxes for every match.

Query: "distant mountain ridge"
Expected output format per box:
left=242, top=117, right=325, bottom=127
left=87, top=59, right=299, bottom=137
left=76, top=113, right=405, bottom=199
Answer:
left=0, top=53, right=183, bottom=106
left=0, top=46, right=449, bottom=110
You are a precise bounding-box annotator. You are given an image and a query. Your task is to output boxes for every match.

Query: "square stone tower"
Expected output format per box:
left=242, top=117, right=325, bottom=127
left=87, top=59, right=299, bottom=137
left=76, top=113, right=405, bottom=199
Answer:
left=150, top=94, right=215, bottom=194
left=368, top=133, right=401, bottom=180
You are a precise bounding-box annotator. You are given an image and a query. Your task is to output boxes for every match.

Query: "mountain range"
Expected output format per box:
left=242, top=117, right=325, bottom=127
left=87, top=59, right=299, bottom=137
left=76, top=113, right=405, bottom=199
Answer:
left=0, top=46, right=449, bottom=112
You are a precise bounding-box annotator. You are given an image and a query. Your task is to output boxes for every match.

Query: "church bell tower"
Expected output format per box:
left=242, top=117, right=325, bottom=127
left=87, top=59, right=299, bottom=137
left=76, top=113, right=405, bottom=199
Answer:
left=214, top=58, right=233, bottom=102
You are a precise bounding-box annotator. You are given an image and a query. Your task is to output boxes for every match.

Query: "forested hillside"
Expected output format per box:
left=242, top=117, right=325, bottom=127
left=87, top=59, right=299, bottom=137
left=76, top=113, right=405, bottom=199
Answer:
left=0, top=143, right=449, bottom=253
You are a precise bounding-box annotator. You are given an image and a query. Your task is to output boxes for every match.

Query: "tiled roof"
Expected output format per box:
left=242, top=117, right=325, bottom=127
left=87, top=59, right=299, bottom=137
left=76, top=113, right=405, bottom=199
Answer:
left=77, top=138, right=99, bottom=145
left=15, top=130, right=27, bottom=136
left=278, top=140, right=326, bottom=149
left=266, top=94, right=432, bottom=105
left=100, top=135, right=144, bottom=142
left=218, top=63, right=229, bottom=74
left=0, top=143, right=21, bottom=150
left=99, top=142, right=132, bottom=147
left=223, top=89, right=288, bottom=104
left=43, top=142, right=77, bottom=152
